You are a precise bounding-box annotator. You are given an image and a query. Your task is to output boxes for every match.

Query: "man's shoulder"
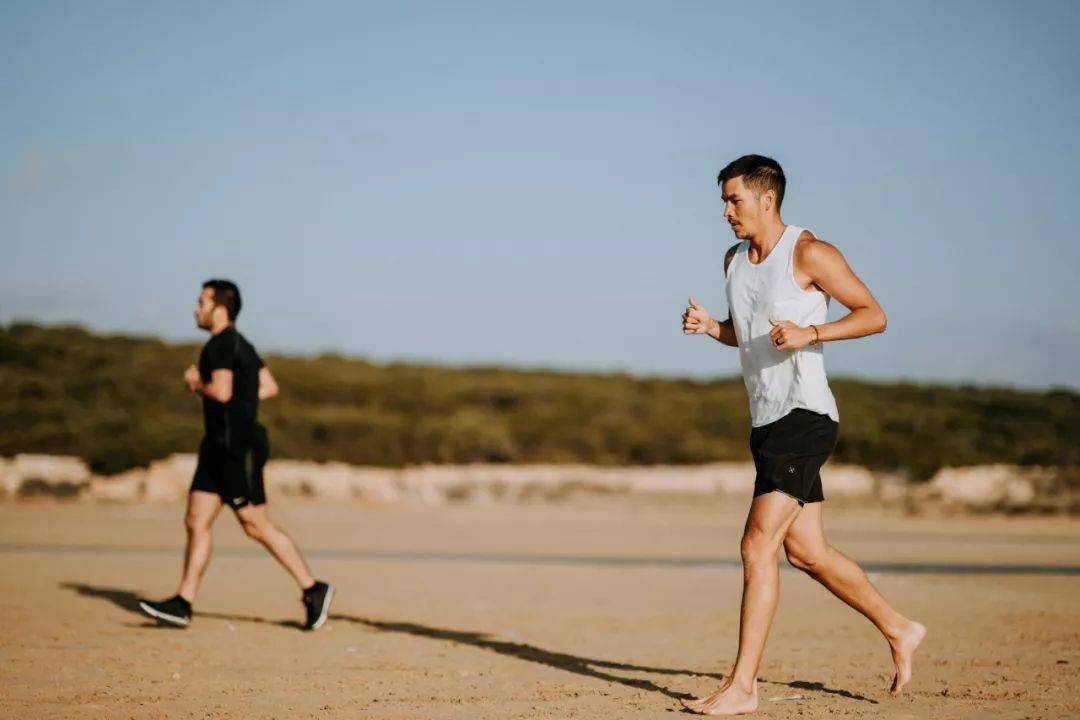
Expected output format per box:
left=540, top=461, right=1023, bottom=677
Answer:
left=232, top=330, right=262, bottom=366
left=236, top=330, right=258, bottom=353
left=793, top=229, right=841, bottom=265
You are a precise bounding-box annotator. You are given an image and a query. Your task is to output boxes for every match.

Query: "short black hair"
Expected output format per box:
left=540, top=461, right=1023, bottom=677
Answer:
left=202, top=279, right=242, bottom=321
left=717, top=154, right=786, bottom=209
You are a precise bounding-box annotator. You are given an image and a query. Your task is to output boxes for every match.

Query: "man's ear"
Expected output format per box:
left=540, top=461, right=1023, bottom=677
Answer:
left=762, top=188, right=776, bottom=214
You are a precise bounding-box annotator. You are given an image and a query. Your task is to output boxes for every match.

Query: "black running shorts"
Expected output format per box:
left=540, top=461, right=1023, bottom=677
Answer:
left=750, top=408, right=839, bottom=505
left=190, top=424, right=269, bottom=509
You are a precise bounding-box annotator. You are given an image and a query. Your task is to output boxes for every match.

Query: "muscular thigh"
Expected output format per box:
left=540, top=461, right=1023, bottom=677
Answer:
left=186, top=490, right=223, bottom=528
left=233, top=501, right=272, bottom=529
left=784, top=502, right=828, bottom=556
left=744, top=491, right=803, bottom=542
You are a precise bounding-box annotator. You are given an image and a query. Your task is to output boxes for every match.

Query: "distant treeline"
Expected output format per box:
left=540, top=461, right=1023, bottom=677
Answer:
left=1, top=323, right=1077, bottom=479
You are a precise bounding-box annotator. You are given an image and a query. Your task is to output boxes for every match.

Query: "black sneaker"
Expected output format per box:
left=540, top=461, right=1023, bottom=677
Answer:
left=302, top=581, right=334, bottom=631
left=138, top=595, right=192, bottom=627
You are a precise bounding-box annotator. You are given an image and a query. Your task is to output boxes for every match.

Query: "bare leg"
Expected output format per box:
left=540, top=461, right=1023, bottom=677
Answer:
left=683, top=492, right=803, bottom=715
left=783, top=503, right=926, bottom=695
left=177, top=491, right=224, bottom=602
left=234, top=504, right=316, bottom=590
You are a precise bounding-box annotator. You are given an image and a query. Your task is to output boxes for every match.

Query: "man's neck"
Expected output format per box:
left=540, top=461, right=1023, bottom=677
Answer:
left=748, top=218, right=788, bottom=257
left=209, top=317, right=233, bottom=336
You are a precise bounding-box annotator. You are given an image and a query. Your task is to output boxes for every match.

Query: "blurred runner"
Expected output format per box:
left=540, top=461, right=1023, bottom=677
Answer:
left=138, top=279, right=333, bottom=631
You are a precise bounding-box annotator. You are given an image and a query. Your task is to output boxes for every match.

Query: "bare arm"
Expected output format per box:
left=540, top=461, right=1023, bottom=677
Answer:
left=800, top=233, right=886, bottom=341
left=258, top=367, right=279, bottom=400
left=769, top=232, right=887, bottom=350
left=682, top=243, right=740, bottom=347
left=185, top=367, right=234, bottom=403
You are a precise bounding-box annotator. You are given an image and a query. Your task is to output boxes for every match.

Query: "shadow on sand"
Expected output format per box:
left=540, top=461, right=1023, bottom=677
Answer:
left=62, top=582, right=877, bottom=705
left=59, top=582, right=303, bottom=629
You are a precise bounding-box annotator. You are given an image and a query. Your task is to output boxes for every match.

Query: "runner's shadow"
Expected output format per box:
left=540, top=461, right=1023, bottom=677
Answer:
left=60, top=583, right=876, bottom=704
left=61, top=582, right=144, bottom=613
left=786, top=679, right=878, bottom=704
left=59, top=582, right=303, bottom=630
left=331, top=613, right=705, bottom=700
left=330, top=614, right=877, bottom=704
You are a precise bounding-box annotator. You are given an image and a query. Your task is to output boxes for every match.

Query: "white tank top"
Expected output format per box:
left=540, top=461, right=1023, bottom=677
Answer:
left=725, top=225, right=839, bottom=427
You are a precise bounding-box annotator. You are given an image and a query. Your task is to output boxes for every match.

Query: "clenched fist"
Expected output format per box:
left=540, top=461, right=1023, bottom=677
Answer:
left=184, top=364, right=201, bottom=393
left=682, top=297, right=715, bottom=336
left=768, top=319, right=815, bottom=350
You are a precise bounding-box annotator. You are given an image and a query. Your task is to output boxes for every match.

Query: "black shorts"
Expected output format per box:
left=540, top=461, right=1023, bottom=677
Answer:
left=191, top=424, right=269, bottom=509
left=750, top=408, right=839, bottom=505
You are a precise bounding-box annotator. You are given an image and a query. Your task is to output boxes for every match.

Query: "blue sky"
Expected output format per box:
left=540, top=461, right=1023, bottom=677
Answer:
left=2, top=1, right=1077, bottom=388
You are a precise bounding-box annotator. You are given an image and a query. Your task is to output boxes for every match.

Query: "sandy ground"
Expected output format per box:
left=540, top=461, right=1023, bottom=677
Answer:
left=2, top=497, right=1079, bottom=719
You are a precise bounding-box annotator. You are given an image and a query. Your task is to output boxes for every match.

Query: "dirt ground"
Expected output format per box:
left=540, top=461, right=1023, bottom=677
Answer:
left=2, top=497, right=1079, bottom=719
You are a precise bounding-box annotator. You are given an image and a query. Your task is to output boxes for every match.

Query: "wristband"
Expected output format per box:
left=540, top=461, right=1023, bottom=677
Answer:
left=810, top=324, right=820, bottom=345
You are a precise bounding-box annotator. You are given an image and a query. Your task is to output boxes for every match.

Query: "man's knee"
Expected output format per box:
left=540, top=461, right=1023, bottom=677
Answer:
left=238, top=509, right=273, bottom=542
left=784, top=539, right=825, bottom=573
left=240, top=518, right=265, bottom=541
left=740, top=526, right=777, bottom=567
left=185, top=512, right=213, bottom=536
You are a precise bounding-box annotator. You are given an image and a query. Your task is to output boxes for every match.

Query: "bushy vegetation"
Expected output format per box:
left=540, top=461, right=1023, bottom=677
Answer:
left=1, top=323, right=1076, bottom=479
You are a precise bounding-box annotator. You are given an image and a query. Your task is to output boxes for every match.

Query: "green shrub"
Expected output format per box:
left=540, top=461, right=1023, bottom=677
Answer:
left=1, top=323, right=1076, bottom=478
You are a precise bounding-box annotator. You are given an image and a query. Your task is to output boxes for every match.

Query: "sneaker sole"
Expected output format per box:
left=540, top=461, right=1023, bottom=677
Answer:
left=138, top=601, right=191, bottom=627
left=309, top=585, right=334, bottom=631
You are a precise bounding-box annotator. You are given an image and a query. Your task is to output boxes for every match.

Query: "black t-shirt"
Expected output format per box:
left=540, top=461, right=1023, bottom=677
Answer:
left=198, top=326, right=264, bottom=446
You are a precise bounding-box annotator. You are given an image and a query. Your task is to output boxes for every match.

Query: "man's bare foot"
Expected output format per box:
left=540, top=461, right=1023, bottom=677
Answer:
left=681, top=682, right=758, bottom=715
left=888, top=620, right=926, bottom=696
left=681, top=679, right=730, bottom=713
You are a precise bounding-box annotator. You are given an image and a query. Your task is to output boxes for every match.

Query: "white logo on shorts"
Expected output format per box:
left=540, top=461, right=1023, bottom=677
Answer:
left=233, top=497, right=245, bottom=505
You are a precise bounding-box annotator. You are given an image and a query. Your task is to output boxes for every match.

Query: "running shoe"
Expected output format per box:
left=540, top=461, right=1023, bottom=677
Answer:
left=138, top=595, right=192, bottom=627
left=302, top=581, right=334, bottom=631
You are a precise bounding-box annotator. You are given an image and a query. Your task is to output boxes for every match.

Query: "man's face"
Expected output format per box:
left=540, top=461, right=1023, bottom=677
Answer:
left=193, top=288, right=216, bottom=329
left=721, top=176, right=771, bottom=239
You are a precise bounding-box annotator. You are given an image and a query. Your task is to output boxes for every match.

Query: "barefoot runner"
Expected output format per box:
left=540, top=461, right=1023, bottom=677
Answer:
left=680, top=155, right=925, bottom=714
left=139, top=280, right=333, bottom=630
